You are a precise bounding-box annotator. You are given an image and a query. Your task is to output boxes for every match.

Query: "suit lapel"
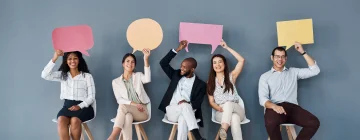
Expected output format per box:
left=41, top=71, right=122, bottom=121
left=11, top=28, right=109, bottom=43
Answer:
left=118, top=75, right=129, bottom=100
left=190, top=76, right=200, bottom=100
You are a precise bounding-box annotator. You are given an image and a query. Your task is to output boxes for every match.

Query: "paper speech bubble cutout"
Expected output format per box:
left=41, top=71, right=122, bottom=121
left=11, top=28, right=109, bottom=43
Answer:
left=277, top=19, right=314, bottom=50
left=179, top=22, right=223, bottom=54
left=127, top=18, right=163, bottom=53
left=52, top=25, right=94, bottom=56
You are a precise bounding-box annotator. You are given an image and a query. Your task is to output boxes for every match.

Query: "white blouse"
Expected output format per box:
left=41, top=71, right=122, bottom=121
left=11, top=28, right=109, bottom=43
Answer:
left=41, top=60, right=96, bottom=109
left=213, top=75, right=240, bottom=105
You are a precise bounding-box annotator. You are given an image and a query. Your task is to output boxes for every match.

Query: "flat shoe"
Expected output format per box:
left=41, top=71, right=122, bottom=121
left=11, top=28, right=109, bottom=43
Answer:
left=219, top=128, right=227, bottom=140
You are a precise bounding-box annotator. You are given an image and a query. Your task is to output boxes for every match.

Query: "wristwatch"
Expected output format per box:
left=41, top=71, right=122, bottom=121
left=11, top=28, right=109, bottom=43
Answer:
left=301, top=51, right=307, bottom=55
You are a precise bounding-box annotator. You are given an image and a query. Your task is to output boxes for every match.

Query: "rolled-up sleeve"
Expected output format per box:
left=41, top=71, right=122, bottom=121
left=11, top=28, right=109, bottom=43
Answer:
left=295, top=61, right=320, bottom=80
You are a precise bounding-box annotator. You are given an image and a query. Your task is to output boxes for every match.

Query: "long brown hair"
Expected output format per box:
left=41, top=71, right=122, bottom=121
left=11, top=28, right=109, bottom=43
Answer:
left=207, top=54, right=234, bottom=96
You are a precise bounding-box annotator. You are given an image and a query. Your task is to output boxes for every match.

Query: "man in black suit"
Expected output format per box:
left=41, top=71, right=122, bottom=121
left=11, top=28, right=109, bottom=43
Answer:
left=158, top=40, right=207, bottom=140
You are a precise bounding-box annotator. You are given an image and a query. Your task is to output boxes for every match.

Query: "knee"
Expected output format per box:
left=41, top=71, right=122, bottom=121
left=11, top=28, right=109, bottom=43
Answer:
left=125, top=113, right=133, bottom=122
left=70, top=117, right=82, bottom=127
left=180, top=103, right=193, bottom=110
left=265, top=118, right=281, bottom=128
left=231, top=114, right=241, bottom=124
left=58, top=116, right=69, bottom=125
left=307, top=116, right=320, bottom=128
left=118, top=104, right=127, bottom=113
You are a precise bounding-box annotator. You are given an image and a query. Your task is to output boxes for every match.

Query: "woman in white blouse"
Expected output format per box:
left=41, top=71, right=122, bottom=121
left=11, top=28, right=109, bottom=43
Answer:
left=207, top=40, right=246, bottom=140
left=41, top=50, right=96, bottom=140
left=107, top=49, right=151, bottom=140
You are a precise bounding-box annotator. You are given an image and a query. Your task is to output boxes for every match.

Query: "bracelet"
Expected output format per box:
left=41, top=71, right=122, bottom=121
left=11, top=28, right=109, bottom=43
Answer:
left=301, top=51, right=307, bottom=55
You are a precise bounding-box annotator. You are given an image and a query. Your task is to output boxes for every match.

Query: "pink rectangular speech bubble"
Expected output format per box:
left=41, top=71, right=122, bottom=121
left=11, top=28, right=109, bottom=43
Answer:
left=52, top=25, right=94, bottom=56
left=179, top=22, right=223, bottom=54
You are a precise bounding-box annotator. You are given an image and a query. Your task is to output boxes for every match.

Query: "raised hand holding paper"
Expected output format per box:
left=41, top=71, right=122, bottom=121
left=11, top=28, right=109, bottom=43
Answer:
left=276, top=18, right=314, bottom=50
left=52, top=25, right=94, bottom=56
left=127, top=18, right=163, bottom=53
left=179, top=22, right=223, bottom=54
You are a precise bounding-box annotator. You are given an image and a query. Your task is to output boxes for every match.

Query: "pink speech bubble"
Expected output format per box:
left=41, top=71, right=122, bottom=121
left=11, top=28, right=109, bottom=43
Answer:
left=179, top=22, right=223, bottom=54
left=52, top=25, right=94, bottom=56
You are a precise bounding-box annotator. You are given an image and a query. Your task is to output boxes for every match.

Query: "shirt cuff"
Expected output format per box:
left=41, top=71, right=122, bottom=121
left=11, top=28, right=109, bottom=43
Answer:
left=78, top=102, right=88, bottom=109
left=261, top=99, right=269, bottom=107
left=48, top=59, right=56, bottom=66
left=172, top=49, right=177, bottom=54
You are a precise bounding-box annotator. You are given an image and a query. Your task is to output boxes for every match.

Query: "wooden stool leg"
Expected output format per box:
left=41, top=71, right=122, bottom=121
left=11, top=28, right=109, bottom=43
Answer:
left=286, top=126, right=294, bottom=140
left=82, top=123, right=94, bottom=140
left=169, top=124, right=177, bottom=140
left=188, top=132, right=194, bottom=140
left=216, top=128, right=220, bottom=140
left=80, top=126, right=85, bottom=140
left=138, top=124, right=148, bottom=140
left=288, top=126, right=297, bottom=139
left=135, top=124, right=143, bottom=140
left=68, top=126, right=71, bottom=137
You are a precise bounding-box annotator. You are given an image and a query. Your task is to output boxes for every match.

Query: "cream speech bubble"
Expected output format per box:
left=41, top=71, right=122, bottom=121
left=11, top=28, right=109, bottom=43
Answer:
left=277, top=18, right=314, bottom=50
left=126, top=18, right=163, bottom=53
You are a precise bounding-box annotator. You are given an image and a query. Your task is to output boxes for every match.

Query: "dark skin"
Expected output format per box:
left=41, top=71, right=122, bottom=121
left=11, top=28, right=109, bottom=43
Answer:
left=176, top=40, right=196, bottom=105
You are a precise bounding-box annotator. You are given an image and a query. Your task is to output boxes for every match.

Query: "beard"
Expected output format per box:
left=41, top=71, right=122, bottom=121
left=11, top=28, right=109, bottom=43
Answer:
left=182, top=71, right=192, bottom=77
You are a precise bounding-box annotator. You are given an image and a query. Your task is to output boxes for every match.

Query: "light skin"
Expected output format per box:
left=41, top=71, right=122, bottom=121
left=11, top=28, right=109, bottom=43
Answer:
left=207, top=39, right=245, bottom=131
left=175, top=40, right=196, bottom=105
left=107, top=48, right=151, bottom=140
left=52, top=50, right=83, bottom=140
left=265, top=42, right=316, bottom=115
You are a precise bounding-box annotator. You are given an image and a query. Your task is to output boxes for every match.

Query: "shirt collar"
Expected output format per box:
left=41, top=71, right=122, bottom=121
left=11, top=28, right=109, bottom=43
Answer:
left=271, top=67, right=288, bottom=73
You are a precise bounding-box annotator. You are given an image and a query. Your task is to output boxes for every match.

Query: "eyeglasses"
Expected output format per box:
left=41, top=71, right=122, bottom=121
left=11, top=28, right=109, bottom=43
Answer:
left=274, top=55, right=286, bottom=59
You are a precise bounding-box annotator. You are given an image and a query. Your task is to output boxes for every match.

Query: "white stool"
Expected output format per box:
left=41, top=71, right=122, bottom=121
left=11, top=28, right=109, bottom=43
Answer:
left=211, top=96, right=250, bottom=140
left=111, top=103, right=151, bottom=140
left=162, top=115, right=201, bottom=140
left=52, top=101, right=96, bottom=140
left=267, top=123, right=297, bottom=140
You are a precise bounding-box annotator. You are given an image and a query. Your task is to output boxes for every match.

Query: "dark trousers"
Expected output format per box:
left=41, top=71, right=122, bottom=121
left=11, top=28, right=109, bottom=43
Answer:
left=265, top=102, right=320, bottom=140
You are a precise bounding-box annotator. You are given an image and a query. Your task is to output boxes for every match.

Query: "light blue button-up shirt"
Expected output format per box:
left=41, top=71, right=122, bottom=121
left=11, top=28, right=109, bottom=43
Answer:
left=258, top=63, right=320, bottom=107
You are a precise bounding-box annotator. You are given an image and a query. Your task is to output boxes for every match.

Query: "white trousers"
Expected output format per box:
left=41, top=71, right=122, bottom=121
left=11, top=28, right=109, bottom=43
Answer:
left=215, top=101, right=245, bottom=140
left=166, top=103, right=199, bottom=140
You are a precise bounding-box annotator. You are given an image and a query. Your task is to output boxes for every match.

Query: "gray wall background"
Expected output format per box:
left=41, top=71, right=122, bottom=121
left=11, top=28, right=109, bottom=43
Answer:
left=1, top=0, right=359, bottom=139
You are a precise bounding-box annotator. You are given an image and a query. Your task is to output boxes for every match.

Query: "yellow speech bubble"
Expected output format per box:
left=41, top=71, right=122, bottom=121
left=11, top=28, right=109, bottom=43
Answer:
left=277, top=18, right=314, bottom=50
left=127, top=18, right=163, bottom=53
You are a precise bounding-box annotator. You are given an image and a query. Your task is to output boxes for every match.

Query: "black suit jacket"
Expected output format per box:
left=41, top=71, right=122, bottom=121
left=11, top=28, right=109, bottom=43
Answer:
left=158, top=50, right=206, bottom=127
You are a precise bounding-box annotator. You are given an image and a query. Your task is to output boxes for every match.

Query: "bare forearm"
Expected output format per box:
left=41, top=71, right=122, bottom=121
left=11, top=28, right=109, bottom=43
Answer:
left=210, top=102, right=221, bottom=111
left=144, top=58, right=149, bottom=67
left=225, top=47, right=244, bottom=62
left=264, top=100, right=277, bottom=109
left=303, top=53, right=315, bottom=66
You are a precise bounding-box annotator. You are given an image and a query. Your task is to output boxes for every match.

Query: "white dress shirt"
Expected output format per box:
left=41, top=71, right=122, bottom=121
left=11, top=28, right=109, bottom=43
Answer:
left=169, top=49, right=196, bottom=105
left=170, top=73, right=196, bottom=105
left=41, top=60, right=96, bottom=109
left=258, top=62, right=320, bottom=107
